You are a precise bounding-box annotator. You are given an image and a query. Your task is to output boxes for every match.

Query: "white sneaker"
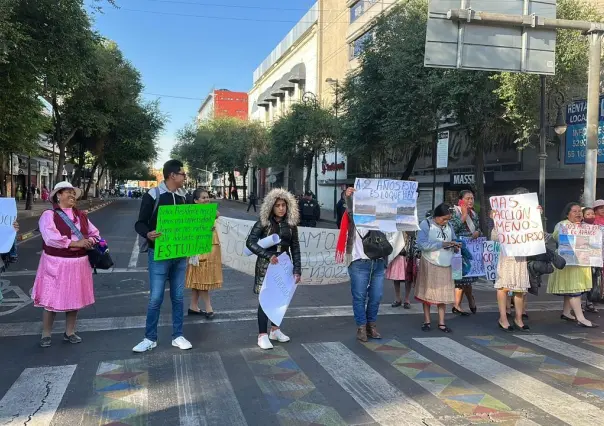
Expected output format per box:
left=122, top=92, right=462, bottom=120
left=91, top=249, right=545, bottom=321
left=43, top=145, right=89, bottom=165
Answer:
left=269, top=329, right=290, bottom=343
left=172, top=336, right=192, bottom=350
left=132, top=338, right=157, bottom=353
left=257, top=334, right=273, bottom=350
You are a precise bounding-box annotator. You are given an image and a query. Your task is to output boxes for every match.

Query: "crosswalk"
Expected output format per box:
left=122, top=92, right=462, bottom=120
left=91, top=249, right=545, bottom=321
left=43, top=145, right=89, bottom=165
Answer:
left=2, top=333, right=604, bottom=425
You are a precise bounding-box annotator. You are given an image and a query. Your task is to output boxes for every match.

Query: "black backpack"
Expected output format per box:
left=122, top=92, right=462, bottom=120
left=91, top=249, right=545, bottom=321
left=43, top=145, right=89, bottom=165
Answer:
left=357, top=230, right=393, bottom=260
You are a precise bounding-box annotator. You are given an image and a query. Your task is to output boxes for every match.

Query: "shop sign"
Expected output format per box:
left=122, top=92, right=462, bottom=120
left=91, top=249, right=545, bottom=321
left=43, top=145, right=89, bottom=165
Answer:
left=40, top=166, right=49, bottom=177
left=450, top=172, right=494, bottom=186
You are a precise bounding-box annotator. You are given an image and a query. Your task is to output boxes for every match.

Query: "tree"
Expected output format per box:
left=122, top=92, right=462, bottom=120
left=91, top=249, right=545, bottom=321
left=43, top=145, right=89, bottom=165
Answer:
left=339, top=0, right=447, bottom=179
left=495, top=0, right=603, bottom=145
left=269, top=100, right=338, bottom=192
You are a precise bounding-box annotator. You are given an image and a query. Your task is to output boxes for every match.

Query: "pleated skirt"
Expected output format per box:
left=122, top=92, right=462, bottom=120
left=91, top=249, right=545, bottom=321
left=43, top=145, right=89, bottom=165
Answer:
left=414, top=257, right=455, bottom=305
left=185, top=242, right=223, bottom=291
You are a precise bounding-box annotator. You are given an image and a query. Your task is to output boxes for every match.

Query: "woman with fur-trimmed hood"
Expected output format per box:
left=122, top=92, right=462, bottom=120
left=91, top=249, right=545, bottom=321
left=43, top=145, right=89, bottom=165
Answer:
left=246, top=188, right=302, bottom=350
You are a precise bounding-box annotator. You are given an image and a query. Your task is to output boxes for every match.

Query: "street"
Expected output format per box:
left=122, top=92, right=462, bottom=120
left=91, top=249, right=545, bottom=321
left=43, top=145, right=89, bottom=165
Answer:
left=2, top=199, right=604, bottom=425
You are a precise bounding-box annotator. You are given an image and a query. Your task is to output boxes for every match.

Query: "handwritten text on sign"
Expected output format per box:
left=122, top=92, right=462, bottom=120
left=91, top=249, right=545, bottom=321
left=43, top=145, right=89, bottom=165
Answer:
left=482, top=241, right=501, bottom=281
left=353, top=178, right=419, bottom=232
left=558, top=223, right=603, bottom=267
left=461, top=237, right=486, bottom=277
left=154, top=203, right=217, bottom=261
left=490, top=193, right=545, bottom=256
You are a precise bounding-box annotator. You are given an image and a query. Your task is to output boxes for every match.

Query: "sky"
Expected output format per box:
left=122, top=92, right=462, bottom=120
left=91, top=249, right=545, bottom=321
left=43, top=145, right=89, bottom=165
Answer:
left=91, top=0, right=317, bottom=168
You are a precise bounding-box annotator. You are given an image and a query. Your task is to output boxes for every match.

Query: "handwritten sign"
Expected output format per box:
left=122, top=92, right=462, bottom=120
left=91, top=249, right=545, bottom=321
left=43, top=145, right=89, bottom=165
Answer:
left=489, top=193, right=545, bottom=256
left=353, top=178, right=419, bottom=232
left=259, top=252, right=297, bottom=326
left=558, top=223, right=603, bottom=267
left=461, top=237, right=486, bottom=277
left=451, top=252, right=463, bottom=280
left=483, top=241, right=501, bottom=281
left=217, top=217, right=349, bottom=285
left=0, top=198, right=17, bottom=253
left=154, top=203, right=217, bottom=261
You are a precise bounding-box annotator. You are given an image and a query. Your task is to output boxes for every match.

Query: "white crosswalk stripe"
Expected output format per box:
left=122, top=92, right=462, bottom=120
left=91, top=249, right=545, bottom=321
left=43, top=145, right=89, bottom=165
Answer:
left=3, top=335, right=604, bottom=425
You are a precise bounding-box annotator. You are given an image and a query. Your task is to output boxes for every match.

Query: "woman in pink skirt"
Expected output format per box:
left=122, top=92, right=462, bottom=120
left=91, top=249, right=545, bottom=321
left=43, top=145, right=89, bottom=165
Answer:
left=32, top=182, right=100, bottom=348
left=388, top=232, right=414, bottom=308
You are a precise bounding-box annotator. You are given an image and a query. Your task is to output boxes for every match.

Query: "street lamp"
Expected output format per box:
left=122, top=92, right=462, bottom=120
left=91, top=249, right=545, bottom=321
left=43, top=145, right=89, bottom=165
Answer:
left=326, top=78, right=339, bottom=219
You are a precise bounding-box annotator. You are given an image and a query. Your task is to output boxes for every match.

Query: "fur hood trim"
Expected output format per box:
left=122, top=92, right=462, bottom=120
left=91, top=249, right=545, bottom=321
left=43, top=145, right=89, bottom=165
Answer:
left=260, top=188, right=299, bottom=227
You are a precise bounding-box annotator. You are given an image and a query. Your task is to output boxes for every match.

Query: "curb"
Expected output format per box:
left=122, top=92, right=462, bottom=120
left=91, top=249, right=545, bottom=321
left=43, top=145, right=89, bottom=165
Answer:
left=16, top=200, right=113, bottom=242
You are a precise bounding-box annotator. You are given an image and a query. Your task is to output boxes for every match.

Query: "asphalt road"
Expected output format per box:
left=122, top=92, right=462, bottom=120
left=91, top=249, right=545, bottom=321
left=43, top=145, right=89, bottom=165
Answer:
left=2, top=199, right=604, bottom=426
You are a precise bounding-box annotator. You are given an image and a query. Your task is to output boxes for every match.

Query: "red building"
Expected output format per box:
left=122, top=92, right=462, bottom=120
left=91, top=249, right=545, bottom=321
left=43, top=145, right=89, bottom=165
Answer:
left=197, top=89, right=248, bottom=122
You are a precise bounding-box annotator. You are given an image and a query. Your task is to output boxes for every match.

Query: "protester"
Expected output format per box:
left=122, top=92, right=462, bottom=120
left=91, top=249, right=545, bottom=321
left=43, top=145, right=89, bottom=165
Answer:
left=582, top=207, right=599, bottom=313
left=186, top=189, right=222, bottom=319
left=548, top=202, right=598, bottom=328
left=336, top=187, right=405, bottom=342
left=450, top=190, right=480, bottom=315
left=245, top=188, right=301, bottom=350
left=133, top=159, right=192, bottom=353
left=31, top=182, right=100, bottom=347
left=593, top=199, right=604, bottom=225
left=247, top=191, right=258, bottom=212
left=583, top=207, right=595, bottom=224
left=415, top=203, right=460, bottom=333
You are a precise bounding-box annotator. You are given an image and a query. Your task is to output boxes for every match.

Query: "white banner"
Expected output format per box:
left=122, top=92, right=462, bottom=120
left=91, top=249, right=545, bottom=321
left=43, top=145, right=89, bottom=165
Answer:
left=0, top=198, right=17, bottom=253
left=490, top=193, right=545, bottom=256
left=216, top=217, right=349, bottom=285
left=259, top=252, right=297, bottom=326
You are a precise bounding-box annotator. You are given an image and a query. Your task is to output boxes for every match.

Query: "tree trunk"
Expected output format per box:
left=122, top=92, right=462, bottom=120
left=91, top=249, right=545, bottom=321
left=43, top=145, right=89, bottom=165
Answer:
left=52, top=95, right=76, bottom=185
left=82, top=161, right=98, bottom=200
left=96, top=164, right=106, bottom=197
left=0, top=152, right=6, bottom=197
left=242, top=165, right=249, bottom=203
left=304, top=153, right=314, bottom=193
left=400, top=146, right=422, bottom=180
left=228, top=171, right=239, bottom=200
left=474, top=140, right=488, bottom=236
left=73, top=140, right=86, bottom=187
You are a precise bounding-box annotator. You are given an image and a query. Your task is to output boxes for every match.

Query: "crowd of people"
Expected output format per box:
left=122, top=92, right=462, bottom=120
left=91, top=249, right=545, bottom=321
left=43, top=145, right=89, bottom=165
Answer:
left=8, top=158, right=603, bottom=350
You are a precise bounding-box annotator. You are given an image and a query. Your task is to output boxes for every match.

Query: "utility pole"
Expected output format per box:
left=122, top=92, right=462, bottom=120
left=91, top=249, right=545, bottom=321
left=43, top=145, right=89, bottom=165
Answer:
left=538, top=75, right=547, bottom=211
left=447, top=9, right=604, bottom=207
left=25, top=156, right=32, bottom=210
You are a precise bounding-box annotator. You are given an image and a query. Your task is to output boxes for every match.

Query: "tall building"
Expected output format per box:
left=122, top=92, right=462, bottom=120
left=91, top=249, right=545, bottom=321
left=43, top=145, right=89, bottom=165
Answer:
left=196, top=89, right=248, bottom=123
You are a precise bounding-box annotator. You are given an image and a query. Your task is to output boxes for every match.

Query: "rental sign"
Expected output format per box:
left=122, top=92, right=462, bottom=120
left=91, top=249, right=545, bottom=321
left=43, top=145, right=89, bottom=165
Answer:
left=565, top=95, right=604, bottom=164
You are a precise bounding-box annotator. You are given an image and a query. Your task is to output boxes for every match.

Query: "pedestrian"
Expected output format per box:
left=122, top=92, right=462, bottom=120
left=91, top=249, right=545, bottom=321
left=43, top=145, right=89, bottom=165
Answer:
left=388, top=232, right=413, bottom=309
left=245, top=188, right=301, bottom=350
left=41, top=185, right=49, bottom=202
left=132, top=159, right=192, bottom=353
left=298, top=191, right=320, bottom=227
left=336, top=190, right=346, bottom=229
left=186, top=189, right=222, bottom=319
left=592, top=199, right=604, bottom=225
left=450, top=190, right=481, bottom=315
left=335, top=187, right=405, bottom=342
left=247, top=191, right=257, bottom=212
left=548, top=202, right=599, bottom=328
left=31, top=182, right=101, bottom=347
left=415, top=203, right=460, bottom=333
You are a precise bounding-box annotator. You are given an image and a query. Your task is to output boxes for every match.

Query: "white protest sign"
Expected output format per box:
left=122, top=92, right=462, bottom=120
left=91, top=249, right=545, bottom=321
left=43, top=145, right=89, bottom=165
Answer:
left=259, top=252, right=297, bottom=326
left=353, top=178, right=419, bottom=232
left=451, top=252, right=463, bottom=280
left=0, top=198, right=17, bottom=253
left=489, top=193, right=545, bottom=256
left=482, top=241, right=501, bottom=281
left=216, top=217, right=349, bottom=285
left=558, top=223, right=603, bottom=267
left=461, top=237, right=486, bottom=277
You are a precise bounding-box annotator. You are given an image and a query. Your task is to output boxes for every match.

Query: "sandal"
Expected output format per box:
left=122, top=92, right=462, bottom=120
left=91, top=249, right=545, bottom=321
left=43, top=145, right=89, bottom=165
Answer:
left=403, top=302, right=411, bottom=309
left=421, top=322, right=431, bottom=332
left=391, top=300, right=402, bottom=308
left=438, top=324, right=452, bottom=333
left=585, top=304, right=599, bottom=313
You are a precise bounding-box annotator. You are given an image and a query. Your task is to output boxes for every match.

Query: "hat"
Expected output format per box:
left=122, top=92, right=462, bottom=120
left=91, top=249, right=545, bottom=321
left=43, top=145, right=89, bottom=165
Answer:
left=50, top=181, right=82, bottom=200
left=593, top=199, right=604, bottom=209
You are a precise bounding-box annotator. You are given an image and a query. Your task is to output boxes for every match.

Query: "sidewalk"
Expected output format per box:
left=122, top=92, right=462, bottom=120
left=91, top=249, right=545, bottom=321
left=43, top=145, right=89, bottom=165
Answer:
left=219, top=198, right=338, bottom=228
left=14, top=198, right=113, bottom=241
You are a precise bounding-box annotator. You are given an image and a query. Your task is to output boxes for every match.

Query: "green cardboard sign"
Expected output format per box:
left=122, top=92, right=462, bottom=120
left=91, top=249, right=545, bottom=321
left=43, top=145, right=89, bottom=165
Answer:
left=154, top=203, right=217, bottom=261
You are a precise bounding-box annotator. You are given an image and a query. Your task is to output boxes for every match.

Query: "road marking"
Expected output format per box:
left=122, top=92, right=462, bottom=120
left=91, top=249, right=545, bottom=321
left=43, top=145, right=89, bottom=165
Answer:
left=175, top=353, right=247, bottom=426
left=129, top=236, right=140, bottom=268
left=0, top=302, right=564, bottom=337
left=415, top=337, right=603, bottom=425
left=0, top=365, right=76, bottom=425
left=515, top=334, right=604, bottom=373
left=303, top=342, right=441, bottom=425
left=0, top=279, right=33, bottom=316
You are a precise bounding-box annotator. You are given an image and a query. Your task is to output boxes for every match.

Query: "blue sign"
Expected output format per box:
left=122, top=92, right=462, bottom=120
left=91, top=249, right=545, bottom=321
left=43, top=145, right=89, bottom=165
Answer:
left=565, top=95, right=604, bottom=164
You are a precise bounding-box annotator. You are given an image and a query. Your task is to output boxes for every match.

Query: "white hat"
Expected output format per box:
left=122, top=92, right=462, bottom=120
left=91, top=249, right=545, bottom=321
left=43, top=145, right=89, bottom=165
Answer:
left=593, top=199, right=604, bottom=209
left=50, top=181, right=82, bottom=201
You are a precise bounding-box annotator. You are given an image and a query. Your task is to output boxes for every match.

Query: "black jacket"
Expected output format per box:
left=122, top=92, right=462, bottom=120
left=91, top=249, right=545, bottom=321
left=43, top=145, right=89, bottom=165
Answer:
left=135, top=183, right=187, bottom=249
left=246, top=218, right=302, bottom=276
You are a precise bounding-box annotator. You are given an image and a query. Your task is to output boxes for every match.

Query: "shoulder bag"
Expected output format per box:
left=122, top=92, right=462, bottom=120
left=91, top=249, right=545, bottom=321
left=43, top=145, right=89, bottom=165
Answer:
left=357, top=230, right=393, bottom=260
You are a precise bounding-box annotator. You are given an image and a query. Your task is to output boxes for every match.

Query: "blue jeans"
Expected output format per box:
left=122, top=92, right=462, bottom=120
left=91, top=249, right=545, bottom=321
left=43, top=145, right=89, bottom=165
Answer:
left=145, top=249, right=187, bottom=341
left=348, top=259, right=386, bottom=326
left=9, top=237, right=17, bottom=257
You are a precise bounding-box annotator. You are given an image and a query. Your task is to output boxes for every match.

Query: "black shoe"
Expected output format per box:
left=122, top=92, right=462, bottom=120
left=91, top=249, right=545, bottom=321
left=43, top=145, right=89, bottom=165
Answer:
left=421, top=322, right=431, bottom=332
left=391, top=300, right=402, bottom=308
left=205, top=311, right=215, bottom=320
left=578, top=321, right=599, bottom=328
left=188, top=308, right=204, bottom=316
left=452, top=307, right=470, bottom=316
left=561, top=314, right=576, bottom=322
left=438, top=324, right=452, bottom=333
left=498, top=322, right=513, bottom=332
left=513, top=321, right=530, bottom=332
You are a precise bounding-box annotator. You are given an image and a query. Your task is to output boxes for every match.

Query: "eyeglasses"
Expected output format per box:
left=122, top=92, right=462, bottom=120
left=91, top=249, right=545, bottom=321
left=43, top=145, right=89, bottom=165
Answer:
left=174, top=172, right=187, bottom=178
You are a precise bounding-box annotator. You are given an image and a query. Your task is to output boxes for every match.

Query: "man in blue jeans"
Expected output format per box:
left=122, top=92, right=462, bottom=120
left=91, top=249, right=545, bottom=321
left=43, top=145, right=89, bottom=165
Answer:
left=133, top=159, right=192, bottom=352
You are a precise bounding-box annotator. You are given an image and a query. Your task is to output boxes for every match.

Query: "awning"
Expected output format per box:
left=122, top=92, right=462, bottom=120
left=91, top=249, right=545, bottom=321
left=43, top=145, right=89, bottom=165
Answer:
left=279, top=73, right=295, bottom=90
left=288, top=63, right=306, bottom=82
left=270, top=80, right=285, bottom=97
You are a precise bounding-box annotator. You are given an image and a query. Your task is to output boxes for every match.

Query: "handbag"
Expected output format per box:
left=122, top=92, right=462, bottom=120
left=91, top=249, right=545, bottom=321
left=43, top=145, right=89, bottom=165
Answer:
left=55, top=209, right=114, bottom=271
left=139, top=186, right=161, bottom=253
left=357, top=230, right=393, bottom=260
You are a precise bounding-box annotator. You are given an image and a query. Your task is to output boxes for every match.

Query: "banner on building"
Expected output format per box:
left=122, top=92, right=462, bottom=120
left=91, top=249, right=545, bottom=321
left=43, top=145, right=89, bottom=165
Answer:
left=490, top=193, right=545, bottom=256
left=558, top=223, right=603, bottom=267
left=461, top=237, right=486, bottom=277
left=217, top=217, right=349, bottom=285
left=352, top=178, right=419, bottom=232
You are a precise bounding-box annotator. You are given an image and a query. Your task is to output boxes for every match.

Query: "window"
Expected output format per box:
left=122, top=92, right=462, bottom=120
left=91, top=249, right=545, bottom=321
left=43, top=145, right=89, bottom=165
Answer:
left=350, top=31, right=373, bottom=59
left=350, top=0, right=378, bottom=23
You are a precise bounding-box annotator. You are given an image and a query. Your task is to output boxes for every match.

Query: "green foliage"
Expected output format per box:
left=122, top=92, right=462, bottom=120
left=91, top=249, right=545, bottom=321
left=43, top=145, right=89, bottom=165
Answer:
left=495, top=0, right=603, bottom=146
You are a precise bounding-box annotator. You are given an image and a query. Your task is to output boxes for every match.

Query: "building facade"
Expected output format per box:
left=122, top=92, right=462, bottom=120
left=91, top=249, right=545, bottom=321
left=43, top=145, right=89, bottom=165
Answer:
left=197, top=89, right=248, bottom=123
